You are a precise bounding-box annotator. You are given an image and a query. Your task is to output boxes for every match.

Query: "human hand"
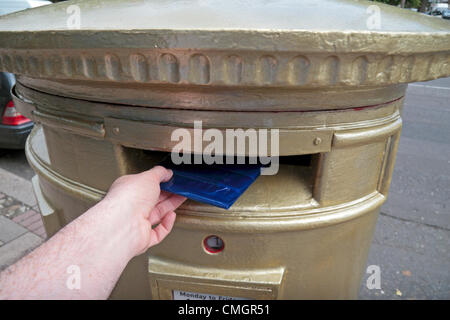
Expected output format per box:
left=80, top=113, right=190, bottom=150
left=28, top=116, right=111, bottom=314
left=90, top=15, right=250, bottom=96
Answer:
left=0, top=166, right=186, bottom=300
left=95, top=166, right=186, bottom=258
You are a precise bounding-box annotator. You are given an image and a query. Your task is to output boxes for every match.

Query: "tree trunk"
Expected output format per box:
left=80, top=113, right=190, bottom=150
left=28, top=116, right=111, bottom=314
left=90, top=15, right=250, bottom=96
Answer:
left=400, top=0, right=406, bottom=8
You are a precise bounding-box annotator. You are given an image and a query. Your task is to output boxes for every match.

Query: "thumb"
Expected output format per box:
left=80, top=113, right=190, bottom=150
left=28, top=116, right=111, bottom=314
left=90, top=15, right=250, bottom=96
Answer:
left=142, top=166, right=173, bottom=183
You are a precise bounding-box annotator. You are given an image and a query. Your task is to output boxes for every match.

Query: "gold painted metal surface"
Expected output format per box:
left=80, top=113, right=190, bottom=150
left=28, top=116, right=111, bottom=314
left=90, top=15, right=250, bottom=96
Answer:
left=148, top=257, right=285, bottom=300
left=15, top=77, right=410, bottom=111
left=22, top=82, right=401, bottom=298
left=31, top=175, right=61, bottom=238
left=0, top=0, right=449, bottom=108
left=2, top=0, right=449, bottom=299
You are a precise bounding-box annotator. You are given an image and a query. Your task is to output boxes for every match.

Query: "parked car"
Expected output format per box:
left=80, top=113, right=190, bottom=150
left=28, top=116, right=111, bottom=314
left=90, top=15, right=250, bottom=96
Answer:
left=442, top=9, right=450, bottom=20
left=0, top=0, right=51, bottom=149
left=0, top=73, right=33, bottom=149
left=0, top=0, right=50, bottom=15
left=430, top=8, right=446, bottom=16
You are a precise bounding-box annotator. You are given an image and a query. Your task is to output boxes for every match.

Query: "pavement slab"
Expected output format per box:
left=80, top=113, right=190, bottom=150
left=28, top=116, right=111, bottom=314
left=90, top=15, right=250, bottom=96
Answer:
left=0, top=188, right=47, bottom=274
left=0, top=232, right=42, bottom=271
left=0, top=168, right=36, bottom=207
left=0, top=216, right=27, bottom=243
left=0, top=192, right=47, bottom=240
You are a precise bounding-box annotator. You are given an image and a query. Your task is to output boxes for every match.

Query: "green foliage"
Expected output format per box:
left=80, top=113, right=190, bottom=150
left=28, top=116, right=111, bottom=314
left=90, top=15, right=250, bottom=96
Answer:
left=370, top=0, right=422, bottom=8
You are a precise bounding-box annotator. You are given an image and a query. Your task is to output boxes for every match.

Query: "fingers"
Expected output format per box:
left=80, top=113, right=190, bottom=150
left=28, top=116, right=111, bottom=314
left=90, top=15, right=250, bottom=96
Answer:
left=149, top=194, right=187, bottom=225
left=147, top=193, right=185, bottom=248
left=149, top=211, right=176, bottom=247
left=157, top=190, right=171, bottom=203
left=141, top=166, right=173, bottom=183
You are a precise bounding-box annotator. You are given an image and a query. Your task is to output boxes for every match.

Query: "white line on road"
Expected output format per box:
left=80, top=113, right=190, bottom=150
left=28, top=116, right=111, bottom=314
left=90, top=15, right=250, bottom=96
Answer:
left=407, top=83, right=450, bottom=99
left=409, top=84, right=450, bottom=91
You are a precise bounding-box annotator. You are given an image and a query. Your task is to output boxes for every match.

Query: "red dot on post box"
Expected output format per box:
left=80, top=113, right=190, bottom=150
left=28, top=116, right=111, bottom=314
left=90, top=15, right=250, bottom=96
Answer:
left=203, top=235, right=224, bottom=254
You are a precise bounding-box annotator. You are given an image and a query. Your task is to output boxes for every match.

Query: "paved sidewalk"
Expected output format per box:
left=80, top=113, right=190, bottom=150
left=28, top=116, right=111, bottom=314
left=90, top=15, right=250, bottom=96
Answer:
left=0, top=173, right=46, bottom=271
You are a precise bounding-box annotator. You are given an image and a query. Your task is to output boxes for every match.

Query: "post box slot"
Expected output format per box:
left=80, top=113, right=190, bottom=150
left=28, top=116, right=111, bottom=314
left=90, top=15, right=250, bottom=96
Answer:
left=128, top=148, right=314, bottom=169
left=121, top=148, right=318, bottom=212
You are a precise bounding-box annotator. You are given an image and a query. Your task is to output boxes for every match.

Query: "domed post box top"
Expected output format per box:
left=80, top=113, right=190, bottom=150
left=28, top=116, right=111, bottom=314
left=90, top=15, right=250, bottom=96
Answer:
left=0, top=0, right=448, bottom=98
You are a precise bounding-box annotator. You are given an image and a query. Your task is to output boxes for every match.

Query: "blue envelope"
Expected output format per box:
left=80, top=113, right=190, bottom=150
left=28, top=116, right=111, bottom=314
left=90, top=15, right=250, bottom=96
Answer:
left=160, top=158, right=262, bottom=209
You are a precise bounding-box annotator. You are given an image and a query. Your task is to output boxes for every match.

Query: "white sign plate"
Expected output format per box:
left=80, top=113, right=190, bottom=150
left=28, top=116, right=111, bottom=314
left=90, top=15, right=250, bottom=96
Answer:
left=173, top=290, right=248, bottom=300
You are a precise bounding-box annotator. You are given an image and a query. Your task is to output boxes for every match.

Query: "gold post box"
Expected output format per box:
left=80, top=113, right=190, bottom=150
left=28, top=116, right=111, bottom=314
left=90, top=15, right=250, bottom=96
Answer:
left=0, top=0, right=449, bottom=299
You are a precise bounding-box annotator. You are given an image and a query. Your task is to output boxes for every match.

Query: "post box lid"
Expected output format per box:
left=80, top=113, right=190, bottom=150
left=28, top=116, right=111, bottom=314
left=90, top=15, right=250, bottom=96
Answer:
left=0, top=0, right=449, bottom=88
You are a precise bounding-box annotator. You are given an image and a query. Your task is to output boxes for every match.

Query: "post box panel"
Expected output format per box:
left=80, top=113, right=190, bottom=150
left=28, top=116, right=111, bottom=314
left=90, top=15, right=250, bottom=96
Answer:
left=13, top=80, right=405, bottom=129
left=104, top=117, right=333, bottom=156
left=16, top=75, right=409, bottom=112
left=148, top=256, right=285, bottom=300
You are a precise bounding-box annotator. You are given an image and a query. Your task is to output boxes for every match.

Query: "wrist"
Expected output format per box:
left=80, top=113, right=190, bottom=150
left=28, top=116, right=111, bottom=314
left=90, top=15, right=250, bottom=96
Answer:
left=83, top=198, right=141, bottom=261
